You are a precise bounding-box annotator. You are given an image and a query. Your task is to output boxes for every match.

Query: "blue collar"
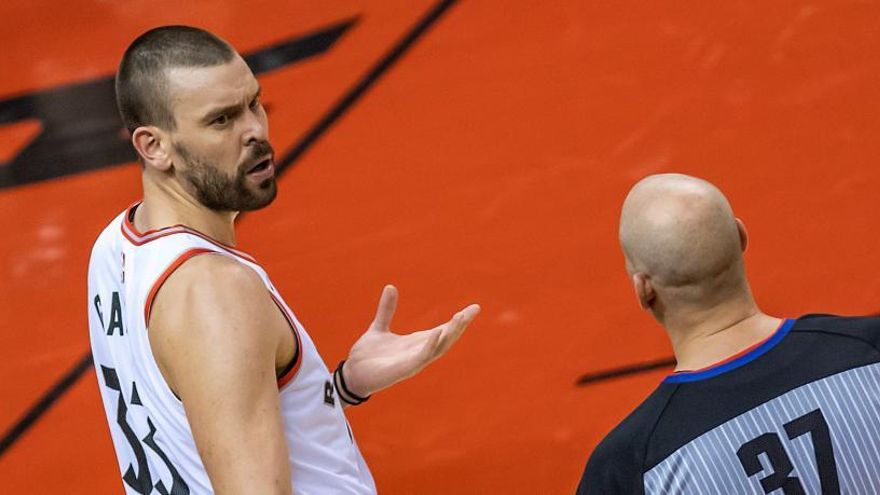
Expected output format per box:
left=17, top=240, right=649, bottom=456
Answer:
left=664, top=319, right=795, bottom=384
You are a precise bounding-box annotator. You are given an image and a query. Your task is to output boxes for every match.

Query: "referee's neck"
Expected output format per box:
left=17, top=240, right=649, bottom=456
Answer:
left=666, top=304, right=781, bottom=372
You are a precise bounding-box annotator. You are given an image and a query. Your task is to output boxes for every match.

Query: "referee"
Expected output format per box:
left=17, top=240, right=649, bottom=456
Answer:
left=578, top=173, right=880, bottom=494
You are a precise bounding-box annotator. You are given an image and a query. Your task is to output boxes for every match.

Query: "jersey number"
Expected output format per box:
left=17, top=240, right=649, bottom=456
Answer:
left=736, top=408, right=840, bottom=494
left=102, top=365, right=190, bottom=495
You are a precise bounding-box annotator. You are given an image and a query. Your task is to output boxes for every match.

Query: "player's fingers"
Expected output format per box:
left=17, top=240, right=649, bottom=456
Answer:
left=436, top=304, right=480, bottom=355
left=460, top=304, right=481, bottom=324
left=371, top=285, right=398, bottom=332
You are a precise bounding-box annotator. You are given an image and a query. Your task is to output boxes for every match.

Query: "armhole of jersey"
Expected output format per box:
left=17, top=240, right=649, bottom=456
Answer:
left=271, top=294, right=303, bottom=389
left=143, top=247, right=303, bottom=389
left=143, top=248, right=218, bottom=326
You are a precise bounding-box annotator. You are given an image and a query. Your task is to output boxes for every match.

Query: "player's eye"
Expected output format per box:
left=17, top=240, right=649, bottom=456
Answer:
left=249, top=96, right=261, bottom=110
left=211, top=114, right=229, bottom=126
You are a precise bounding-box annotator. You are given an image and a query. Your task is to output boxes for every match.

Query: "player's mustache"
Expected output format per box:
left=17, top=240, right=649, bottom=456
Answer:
left=240, top=141, right=275, bottom=171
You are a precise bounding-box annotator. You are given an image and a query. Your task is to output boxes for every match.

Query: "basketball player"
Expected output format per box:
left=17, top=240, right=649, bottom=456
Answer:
left=87, top=26, right=479, bottom=494
left=577, top=174, right=880, bottom=493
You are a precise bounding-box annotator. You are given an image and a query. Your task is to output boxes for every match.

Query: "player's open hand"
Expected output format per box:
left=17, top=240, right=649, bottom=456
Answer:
left=342, top=285, right=480, bottom=398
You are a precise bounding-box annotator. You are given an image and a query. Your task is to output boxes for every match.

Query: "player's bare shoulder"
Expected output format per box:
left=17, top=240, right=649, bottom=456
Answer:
left=148, top=253, right=294, bottom=393
left=150, top=253, right=270, bottom=328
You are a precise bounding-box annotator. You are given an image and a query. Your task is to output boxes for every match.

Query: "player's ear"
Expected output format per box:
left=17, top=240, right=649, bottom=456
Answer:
left=633, top=273, right=655, bottom=310
left=132, top=126, right=172, bottom=172
left=735, top=218, right=748, bottom=253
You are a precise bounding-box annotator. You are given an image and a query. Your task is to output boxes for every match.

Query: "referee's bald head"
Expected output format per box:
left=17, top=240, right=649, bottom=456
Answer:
left=619, top=173, right=749, bottom=312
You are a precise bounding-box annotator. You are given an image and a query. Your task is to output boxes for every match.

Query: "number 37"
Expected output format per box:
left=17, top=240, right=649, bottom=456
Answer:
left=736, top=409, right=840, bottom=495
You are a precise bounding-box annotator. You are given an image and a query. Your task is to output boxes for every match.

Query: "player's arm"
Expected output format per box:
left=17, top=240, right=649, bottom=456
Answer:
left=149, top=254, right=292, bottom=495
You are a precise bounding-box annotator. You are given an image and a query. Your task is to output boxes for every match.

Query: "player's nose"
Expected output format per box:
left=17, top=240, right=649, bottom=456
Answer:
left=241, top=106, right=268, bottom=145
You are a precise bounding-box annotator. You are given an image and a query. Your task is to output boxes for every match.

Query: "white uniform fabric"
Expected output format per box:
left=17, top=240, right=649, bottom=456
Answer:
left=87, top=204, right=376, bottom=495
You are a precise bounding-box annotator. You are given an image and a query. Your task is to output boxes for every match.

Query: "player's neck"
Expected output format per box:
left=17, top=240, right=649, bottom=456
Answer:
left=665, top=299, right=782, bottom=372
left=138, top=180, right=238, bottom=246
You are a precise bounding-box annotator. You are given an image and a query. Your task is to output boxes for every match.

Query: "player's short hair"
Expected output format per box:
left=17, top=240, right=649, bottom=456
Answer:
left=116, top=26, right=236, bottom=133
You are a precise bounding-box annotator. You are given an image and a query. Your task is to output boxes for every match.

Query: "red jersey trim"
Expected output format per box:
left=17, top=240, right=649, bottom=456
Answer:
left=121, top=201, right=256, bottom=263
left=143, top=248, right=217, bottom=325
left=271, top=294, right=303, bottom=389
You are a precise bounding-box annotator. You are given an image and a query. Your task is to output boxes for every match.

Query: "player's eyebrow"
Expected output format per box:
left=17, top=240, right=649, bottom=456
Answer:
left=202, top=102, right=241, bottom=124
left=201, top=86, right=262, bottom=124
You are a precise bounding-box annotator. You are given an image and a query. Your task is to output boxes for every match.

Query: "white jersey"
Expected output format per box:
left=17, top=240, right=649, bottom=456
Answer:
left=87, top=203, right=376, bottom=495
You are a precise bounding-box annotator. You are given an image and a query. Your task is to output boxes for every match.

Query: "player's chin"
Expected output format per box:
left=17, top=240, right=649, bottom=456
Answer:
left=243, top=179, right=278, bottom=211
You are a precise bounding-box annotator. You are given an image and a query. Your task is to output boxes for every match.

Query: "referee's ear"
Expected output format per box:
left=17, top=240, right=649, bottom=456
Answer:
left=735, top=218, right=749, bottom=254
left=633, top=273, right=655, bottom=310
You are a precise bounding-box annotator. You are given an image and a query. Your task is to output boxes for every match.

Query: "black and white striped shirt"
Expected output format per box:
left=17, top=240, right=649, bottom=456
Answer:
left=578, top=315, right=880, bottom=494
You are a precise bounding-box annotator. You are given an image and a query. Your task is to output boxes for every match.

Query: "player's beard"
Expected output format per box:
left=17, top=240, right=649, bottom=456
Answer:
left=174, top=141, right=277, bottom=212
